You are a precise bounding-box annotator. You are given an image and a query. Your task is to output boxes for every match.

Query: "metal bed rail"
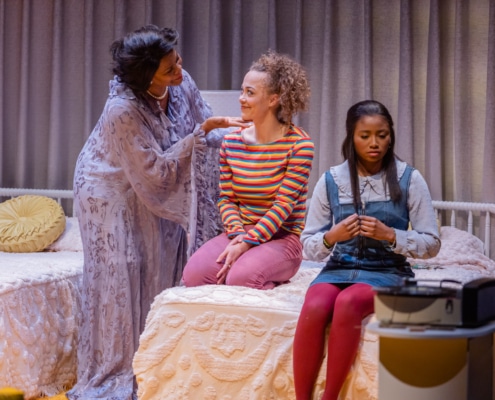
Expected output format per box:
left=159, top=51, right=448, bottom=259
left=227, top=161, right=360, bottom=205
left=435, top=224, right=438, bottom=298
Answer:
left=432, top=200, right=495, bottom=258
left=0, top=188, right=75, bottom=216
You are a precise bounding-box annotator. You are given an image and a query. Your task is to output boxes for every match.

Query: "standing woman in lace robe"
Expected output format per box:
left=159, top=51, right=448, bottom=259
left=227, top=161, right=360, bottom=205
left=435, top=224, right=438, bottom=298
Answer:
left=292, top=100, right=441, bottom=400
left=68, top=25, right=247, bottom=400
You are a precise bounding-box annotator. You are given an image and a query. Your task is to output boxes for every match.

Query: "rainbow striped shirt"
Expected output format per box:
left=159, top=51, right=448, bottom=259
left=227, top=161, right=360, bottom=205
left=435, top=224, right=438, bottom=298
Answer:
left=218, top=124, right=314, bottom=245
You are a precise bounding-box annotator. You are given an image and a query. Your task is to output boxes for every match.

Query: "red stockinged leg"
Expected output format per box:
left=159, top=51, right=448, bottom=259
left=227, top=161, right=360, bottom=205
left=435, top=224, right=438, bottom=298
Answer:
left=293, top=283, right=341, bottom=400
left=321, top=283, right=374, bottom=400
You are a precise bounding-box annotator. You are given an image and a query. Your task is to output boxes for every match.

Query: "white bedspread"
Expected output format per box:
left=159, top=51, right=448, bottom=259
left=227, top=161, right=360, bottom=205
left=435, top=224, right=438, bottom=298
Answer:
left=408, top=226, right=495, bottom=281
left=3, top=223, right=489, bottom=398
left=134, top=226, right=495, bottom=400
left=0, top=250, right=83, bottom=398
left=133, top=265, right=321, bottom=400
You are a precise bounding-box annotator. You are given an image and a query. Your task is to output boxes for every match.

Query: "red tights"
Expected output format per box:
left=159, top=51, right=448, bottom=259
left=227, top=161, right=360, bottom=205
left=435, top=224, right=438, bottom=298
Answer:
left=293, top=283, right=375, bottom=400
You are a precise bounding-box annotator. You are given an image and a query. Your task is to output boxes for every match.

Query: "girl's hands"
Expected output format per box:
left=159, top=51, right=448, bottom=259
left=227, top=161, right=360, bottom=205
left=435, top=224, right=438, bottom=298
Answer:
left=215, top=235, right=251, bottom=284
left=201, top=116, right=251, bottom=133
left=324, top=214, right=361, bottom=245
left=323, top=214, right=396, bottom=246
left=358, top=215, right=396, bottom=243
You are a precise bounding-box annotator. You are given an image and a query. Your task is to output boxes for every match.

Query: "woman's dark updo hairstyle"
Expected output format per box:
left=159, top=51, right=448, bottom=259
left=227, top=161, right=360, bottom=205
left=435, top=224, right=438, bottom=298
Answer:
left=110, top=25, right=179, bottom=92
left=341, top=100, right=401, bottom=211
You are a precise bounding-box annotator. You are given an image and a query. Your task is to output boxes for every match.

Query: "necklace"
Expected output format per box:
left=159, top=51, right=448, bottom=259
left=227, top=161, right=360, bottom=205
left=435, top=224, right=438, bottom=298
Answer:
left=146, top=86, right=168, bottom=100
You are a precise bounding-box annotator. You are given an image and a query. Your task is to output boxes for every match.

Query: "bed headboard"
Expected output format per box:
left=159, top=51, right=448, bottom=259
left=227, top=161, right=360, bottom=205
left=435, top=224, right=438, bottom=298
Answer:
left=0, top=188, right=75, bottom=217
left=200, top=90, right=241, bottom=116
left=432, top=201, right=495, bottom=259
left=1, top=189, right=494, bottom=259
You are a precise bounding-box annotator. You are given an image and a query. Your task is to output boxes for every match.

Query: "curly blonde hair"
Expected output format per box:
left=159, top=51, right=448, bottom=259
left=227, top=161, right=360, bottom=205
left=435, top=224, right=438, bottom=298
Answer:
left=249, top=50, right=310, bottom=124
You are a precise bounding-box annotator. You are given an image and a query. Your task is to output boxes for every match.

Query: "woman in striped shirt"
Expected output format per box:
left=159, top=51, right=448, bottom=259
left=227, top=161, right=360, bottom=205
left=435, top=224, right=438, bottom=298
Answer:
left=182, top=50, right=314, bottom=290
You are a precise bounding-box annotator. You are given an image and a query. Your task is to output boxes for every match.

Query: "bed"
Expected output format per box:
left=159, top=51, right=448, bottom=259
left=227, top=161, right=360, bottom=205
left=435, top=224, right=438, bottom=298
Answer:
left=0, top=192, right=493, bottom=400
left=0, top=188, right=83, bottom=399
left=132, top=200, right=495, bottom=400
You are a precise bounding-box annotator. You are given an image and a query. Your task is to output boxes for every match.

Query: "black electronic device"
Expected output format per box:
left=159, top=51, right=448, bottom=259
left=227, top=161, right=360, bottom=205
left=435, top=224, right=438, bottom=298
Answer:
left=374, top=277, right=495, bottom=327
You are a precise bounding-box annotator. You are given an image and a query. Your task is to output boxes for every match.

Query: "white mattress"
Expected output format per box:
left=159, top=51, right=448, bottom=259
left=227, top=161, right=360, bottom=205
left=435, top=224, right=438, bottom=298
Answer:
left=134, top=226, right=495, bottom=400
left=133, top=264, right=323, bottom=400
left=1, top=205, right=494, bottom=399
left=0, top=245, right=83, bottom=398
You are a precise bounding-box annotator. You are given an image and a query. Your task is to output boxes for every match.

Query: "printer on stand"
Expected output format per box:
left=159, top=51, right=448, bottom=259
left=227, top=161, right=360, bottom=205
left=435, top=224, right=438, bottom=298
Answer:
left=374, top=277, right=495, bottom=328
left=369, top=277, right=495, bottom=400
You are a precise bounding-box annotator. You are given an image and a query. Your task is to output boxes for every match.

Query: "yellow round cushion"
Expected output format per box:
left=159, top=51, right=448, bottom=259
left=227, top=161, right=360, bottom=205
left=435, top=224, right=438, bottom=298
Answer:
left=0, top=387, right=24, bottom=399
left=0, top=195, right=66, bottom=253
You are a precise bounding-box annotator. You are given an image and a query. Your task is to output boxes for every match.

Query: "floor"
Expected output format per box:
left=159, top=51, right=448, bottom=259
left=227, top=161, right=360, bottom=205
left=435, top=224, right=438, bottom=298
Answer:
left=35, top=393, right=67, bottom=399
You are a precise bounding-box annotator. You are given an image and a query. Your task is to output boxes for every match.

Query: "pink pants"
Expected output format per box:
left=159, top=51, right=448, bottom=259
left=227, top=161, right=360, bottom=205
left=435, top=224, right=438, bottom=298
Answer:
left=182, top=228, right=303, bottom=290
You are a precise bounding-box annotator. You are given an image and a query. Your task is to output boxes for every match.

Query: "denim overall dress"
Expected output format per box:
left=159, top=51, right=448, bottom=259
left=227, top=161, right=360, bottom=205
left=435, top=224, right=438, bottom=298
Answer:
left=311, top=165, right=415, bottom=288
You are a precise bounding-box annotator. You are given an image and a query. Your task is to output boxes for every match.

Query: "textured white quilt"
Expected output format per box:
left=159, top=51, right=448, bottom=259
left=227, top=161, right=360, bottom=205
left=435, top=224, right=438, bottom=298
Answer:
left=0, top=217, right=83, bottom=399
left=1, top=223, right=492, bottom=399
left=134, top=226, right=495, bottom=400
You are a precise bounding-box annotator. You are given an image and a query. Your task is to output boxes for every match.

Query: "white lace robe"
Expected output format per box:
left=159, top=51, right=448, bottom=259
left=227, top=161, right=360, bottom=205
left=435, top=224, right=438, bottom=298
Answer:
left=68, top=71, right=223, bottom=400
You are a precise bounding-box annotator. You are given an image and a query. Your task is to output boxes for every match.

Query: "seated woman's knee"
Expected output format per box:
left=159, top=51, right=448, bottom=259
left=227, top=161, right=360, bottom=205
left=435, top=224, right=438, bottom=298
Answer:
left=335, top=285, right=374, bottom=315
left=226, top=267, right=264, bottom=289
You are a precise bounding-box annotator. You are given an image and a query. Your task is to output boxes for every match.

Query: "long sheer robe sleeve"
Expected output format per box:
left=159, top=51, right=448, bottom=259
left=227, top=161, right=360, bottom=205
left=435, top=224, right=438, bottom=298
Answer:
left=109, top=105, right=204, bottom=229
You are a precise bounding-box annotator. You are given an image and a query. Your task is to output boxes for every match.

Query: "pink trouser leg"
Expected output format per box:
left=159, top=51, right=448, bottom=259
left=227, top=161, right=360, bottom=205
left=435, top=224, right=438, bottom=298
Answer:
left=182, top=230, right=302, bottom=290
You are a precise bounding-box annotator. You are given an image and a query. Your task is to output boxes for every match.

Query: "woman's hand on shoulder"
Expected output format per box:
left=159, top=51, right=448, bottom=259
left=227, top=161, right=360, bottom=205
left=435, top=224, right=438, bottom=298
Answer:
left=201, top=116, right=251, bottom=134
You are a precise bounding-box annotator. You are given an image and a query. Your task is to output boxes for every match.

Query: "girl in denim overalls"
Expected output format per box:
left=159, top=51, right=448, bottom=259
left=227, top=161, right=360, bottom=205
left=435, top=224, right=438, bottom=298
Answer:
left=293, top=100, right=441, bottom=400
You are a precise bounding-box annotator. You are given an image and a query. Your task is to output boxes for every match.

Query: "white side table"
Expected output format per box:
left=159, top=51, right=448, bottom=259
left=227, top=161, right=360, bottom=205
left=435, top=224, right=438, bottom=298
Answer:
left=367, top=320, right=495, bottom=400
